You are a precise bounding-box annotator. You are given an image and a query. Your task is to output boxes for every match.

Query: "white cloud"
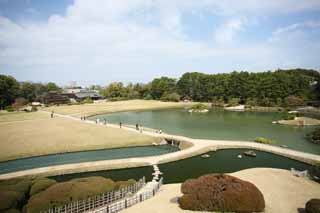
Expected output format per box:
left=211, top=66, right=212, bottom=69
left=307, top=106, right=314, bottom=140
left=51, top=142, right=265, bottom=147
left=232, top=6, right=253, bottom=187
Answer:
left=1, top=0, right=320, bottom=84
left=214, top=17, right=248, bottom=44
left=273, top=20, right=320, bottom=36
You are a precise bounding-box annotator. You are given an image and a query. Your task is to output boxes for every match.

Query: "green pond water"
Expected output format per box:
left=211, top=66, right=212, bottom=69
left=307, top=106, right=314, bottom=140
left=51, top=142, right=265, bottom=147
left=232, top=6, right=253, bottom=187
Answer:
left=91, top=109, right=320, bottom=154
left=0, top=145, right=178, bottom=175
left=52, top=149, right=312, bottom=184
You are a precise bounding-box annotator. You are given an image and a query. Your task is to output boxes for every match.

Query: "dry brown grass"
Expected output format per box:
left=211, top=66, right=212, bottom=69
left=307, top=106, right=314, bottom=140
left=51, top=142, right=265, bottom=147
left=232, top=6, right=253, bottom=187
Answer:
left=0, top=100, right=190, bottom=162
left=0, top=115, right=161, bottom=162
left=0, top=111, right=47, bottom=123
left=43, top=100, right=191, bottom=117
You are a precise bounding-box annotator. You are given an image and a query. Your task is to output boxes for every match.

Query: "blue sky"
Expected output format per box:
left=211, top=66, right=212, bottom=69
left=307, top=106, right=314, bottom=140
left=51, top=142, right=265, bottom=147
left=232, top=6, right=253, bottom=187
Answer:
left=1, top=0, right=320, bottom=86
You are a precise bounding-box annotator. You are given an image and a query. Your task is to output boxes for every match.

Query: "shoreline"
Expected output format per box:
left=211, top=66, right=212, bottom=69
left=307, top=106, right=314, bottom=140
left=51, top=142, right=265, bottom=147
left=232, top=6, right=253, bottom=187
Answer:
left=0, top=128, right=319, bottom=180
left=1, top=101, right=319, bottom=180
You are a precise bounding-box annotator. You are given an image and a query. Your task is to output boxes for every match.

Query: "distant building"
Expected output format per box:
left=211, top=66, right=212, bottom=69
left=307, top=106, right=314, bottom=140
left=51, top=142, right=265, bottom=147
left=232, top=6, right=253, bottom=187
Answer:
left=62, top=89, right=102, bottom=101
left=43, top=92, right=70, bottom=105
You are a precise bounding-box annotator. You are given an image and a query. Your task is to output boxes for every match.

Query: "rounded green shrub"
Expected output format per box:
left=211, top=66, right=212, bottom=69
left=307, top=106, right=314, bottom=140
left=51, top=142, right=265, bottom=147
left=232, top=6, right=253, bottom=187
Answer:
left=305, top=199, right=320, bottom=213
left=26, top=176, right=116, bottom=213
left=114, top=179, right=136, bottom=190
left=0, top=191, right=24, bottom=211
left=29, top=178, right=57, bottom=197
left=179, top=174, right=265, bottom=212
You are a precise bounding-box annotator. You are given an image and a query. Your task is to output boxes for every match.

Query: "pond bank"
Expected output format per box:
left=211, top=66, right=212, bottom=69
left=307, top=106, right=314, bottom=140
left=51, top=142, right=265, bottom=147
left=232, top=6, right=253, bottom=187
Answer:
left=0, top=118, right=319, bottom=180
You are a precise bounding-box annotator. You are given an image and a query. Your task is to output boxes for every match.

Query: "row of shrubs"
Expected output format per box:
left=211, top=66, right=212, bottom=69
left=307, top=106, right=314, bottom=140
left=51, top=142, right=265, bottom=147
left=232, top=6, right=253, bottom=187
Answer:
left=0, top=176, right=136, bottom=213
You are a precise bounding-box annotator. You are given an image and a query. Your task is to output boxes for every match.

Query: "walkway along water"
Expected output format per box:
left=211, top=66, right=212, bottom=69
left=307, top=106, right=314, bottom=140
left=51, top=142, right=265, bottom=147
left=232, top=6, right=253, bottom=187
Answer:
left=0, top=111, right=319, bottom=180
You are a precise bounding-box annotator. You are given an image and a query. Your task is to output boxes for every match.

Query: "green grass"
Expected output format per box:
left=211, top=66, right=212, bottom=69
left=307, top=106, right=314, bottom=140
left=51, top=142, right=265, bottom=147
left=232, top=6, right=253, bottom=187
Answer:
left=254, top=137, right=276, bottom=145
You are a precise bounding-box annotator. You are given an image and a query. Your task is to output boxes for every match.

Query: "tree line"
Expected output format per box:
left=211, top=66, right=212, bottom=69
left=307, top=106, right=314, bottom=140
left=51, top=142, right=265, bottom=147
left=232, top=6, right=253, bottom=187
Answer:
left=100, top=69, right=320, bottom=107
left=1, top=68, right=320, bottom=109
left=0, top=75, right=60, bottom=109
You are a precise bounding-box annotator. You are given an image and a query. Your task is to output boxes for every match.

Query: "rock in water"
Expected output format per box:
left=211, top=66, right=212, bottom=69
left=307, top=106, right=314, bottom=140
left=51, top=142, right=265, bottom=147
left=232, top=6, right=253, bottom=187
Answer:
left=179, top=174, right=265, bottom=212
left=306, top=199, right=320, bottom=213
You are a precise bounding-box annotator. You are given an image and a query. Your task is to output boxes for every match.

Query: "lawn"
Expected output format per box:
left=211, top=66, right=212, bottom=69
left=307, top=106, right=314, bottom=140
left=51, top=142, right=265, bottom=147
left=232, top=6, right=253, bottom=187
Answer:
left=0, top=100, right=191, bottom=162
left=43, top=99, right=191, bottom=117
left=0, top=112, right=161, bottom=162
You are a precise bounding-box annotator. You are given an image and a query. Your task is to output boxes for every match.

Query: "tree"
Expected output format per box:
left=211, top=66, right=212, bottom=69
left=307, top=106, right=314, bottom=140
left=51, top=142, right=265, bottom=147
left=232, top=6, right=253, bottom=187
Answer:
left=101, top=82, right=127, bottom=98
left=46, top=82, right=60, bottom=92
left=0, top=75, right=20, bottom=109
left=20, top=82, right=36, bottom=102
left=150, top=77, right=176, bottom=99
left=160, top=92, right=180, bottom=102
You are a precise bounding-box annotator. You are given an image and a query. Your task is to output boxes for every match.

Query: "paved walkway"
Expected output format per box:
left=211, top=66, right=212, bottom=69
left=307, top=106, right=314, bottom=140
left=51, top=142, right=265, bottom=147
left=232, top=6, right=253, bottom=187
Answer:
left=0, top=111, right=319, bottom=180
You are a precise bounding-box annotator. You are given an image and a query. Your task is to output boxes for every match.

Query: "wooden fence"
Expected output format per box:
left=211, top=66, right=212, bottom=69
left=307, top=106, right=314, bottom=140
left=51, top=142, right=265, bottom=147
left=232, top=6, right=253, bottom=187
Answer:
left=92, top=177, right=163, bottom=213
left=43, top=177, right=146, bottom=213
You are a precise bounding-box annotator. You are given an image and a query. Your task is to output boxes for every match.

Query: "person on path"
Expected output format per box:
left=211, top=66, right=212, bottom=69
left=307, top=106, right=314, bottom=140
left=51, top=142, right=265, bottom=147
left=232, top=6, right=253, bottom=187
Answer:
left=119, top=122, right=122, bottom=128
left=51, top=111, right=54, bottom=118
left=136, top=123, right=139, bottom=130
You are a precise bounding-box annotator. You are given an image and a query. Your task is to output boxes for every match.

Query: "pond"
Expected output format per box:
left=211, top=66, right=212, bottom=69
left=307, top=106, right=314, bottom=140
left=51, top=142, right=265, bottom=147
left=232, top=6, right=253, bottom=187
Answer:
left=0, top=145, right=179, bottom=175
left=52, top=149, right=312, bottom=184
left=90, top=108, right=320, bottom=154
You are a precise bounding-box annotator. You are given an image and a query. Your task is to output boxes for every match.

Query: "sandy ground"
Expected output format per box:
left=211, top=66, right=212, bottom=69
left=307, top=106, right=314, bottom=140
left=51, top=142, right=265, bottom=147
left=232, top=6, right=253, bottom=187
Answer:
left=278, top=117, right=320, bottom=126
left=0, top=112, right=160, bottom=162
left=122, top=168, right=320, bottom=213
left=44, top=100, right=191, bottom=117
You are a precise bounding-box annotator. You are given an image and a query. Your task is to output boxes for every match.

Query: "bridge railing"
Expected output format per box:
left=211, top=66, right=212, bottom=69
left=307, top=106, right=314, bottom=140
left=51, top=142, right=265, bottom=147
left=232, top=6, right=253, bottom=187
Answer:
left=92, top=177, right=163, bottom=213
left=43, top=177, right=146, bottom=213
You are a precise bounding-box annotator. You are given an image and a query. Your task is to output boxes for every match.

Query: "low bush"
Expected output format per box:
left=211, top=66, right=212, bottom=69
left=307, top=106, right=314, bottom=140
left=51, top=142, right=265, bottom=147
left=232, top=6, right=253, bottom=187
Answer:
left=0, top=178, right=33, bottom=195
left=0, top=191, right=25, bottom=211
left=179, top=174, right=265, bottom=212
left=306, top=128, right=320, bottom=145
left=254, top=137, right=276, bottom=144
left=29, top=178, right=57, bottom=197
left=108, top=97, right=129, bottom=102
left=81, top=98, right=94, bottom=104
left=190, top=103, right=208, bottom=110
left=114, top=179, right=136, bottom=190
left=305, top=199, right=320, bottom=213
left=282, top=113, right=296, bottom=120
left=26, top=176, right=116, bottom=213
left=5, top=106, right=15, bottom=112
left=227, top=98, right=240, bottom=107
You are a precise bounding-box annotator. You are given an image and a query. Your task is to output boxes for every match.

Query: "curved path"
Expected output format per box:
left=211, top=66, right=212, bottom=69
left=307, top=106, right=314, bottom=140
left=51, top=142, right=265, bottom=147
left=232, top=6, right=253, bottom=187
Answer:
left=0, top=111, right=319, bottom=180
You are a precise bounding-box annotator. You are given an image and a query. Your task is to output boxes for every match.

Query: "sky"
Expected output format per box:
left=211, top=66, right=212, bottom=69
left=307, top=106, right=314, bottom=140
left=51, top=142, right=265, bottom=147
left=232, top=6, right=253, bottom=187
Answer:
left=0, top=0, right=320, bottom=86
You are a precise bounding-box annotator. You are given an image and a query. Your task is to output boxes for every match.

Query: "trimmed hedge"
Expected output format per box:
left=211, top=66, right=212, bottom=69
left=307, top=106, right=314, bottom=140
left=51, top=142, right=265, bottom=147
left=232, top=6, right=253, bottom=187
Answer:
left=0, top=191, right=24, bottom=211
left=306, top=199, right=320, bottom=213
left=26, top=176, right=136, bottom=213
left=29, top=178, right=57, bottom=197
left=179, top=174, right=265, bottom=212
